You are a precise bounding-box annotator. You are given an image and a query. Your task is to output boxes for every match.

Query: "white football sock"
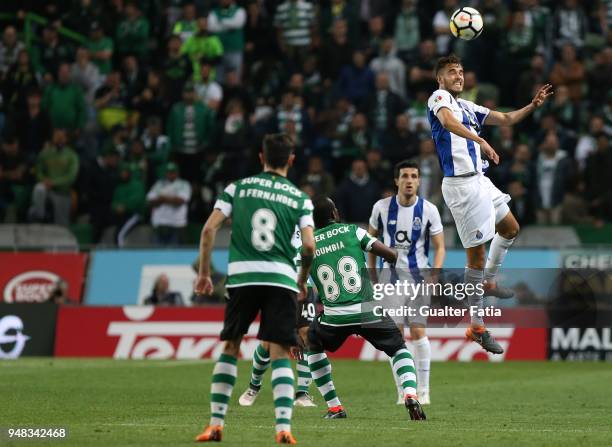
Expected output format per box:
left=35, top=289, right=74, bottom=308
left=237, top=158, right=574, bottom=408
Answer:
left=413, top=336, right=431, bottom=394
left=485, top=234, right=515, bottom=282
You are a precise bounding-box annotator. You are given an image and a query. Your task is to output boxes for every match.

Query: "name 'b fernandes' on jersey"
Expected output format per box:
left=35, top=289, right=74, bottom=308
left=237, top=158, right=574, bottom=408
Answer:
left=214, top=172, right=314, bottom=292
left=369, top=196, right=442, bottom=271
left=427, top=89, right=490, bottom=177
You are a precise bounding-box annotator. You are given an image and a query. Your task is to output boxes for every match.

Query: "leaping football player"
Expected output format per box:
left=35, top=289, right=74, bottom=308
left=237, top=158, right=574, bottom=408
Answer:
left=427, top=54, right=553, bottom=353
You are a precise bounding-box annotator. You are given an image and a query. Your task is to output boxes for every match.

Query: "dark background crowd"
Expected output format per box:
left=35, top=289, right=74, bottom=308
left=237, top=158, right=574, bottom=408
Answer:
left=0, top=0, right=611, bottom=245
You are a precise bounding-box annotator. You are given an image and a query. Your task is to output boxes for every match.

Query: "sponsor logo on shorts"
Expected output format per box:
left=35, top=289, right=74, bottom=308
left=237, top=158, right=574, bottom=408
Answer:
left=475, top=230, right=483, bottom=240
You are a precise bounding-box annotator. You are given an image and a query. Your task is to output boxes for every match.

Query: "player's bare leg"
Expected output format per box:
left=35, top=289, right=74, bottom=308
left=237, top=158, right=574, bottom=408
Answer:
left=196, top=338, right=242, bottom=442
left=410, top=325, right=431, bottom=405
left=464, top=245, right=504, bottom=354
left=484, top=211, right=520, bottom=299
left=269, top=342, right=297, bottom=444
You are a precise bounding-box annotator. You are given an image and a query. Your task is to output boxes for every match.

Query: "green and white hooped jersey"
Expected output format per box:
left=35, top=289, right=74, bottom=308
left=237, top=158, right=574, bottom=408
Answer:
left=310, top=223, right=377, bottom=326
left=215, top=172, right=314, bottom=292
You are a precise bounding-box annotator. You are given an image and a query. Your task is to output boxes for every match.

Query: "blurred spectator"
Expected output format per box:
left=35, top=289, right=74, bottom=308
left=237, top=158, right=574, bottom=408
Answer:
left=166, top=82, right=215, bottom=183
left=584, top=132, right=612, bottom=221
left=416, top=139, right=442, bottom=207
left=335, top=158, right=381, bottom=222
left=553, top=0, right=588, bottom=50
left=94, top=71, right=128, bottom=133
left=394, top=0, right=421, bottom=64
left=338, top=113, right=371, bottom=178
left=534, top=131, right=574, bottom=224
left=365, top=149, right=392, bottom=190
left=337, top=50, right=375, bottom=108
left=0, top=136, right=28, bottom=222
left=370, top=37, right=406, bottom=99
left=319, top=0, right=360, bottom=45
left=146, top=162, right=191, bottom=246
left=8, top=88, right=51, bottom=163
left=575, top=115, right=605, bottom=171
left=405, top=90, right=431, bottom=137
left=587, top=47, right=612, bottom=106
left=219, top=69, right=253, bottom=114
left=70, top=47, right=101, bottom=104
left=112, top=163, right=146, bottom=247
left=125, top=139, right=148, bottom=182
left=385, top=114, right=419, bottom=165
left=506, top=143, right=535, bottom=224
left=543, top=84, right=578, bottom=131
left=63, top=0, right=102, bottom=38
left=319, top=20, right=353, bottom=86
left=490, top=125, right=517, bottom=162
left=516, top=53, right=547, bottom=108
left=144, top=273, right=184, bottom=305
left=42, top=63, right=86, bottom=134
left=408, top=40, right=437, bottom=95
left=459, top=71, right=478, bottom=103
left=29, top=128, right=79, bottom=226
left=162, top=36, right=193, bottom=104
left=244, top=0, right=276, bottom=67
left=181, top=17, right=224, bottom=83
left=300, top=155, right=335, bottom=197
left=195, top=60, right=223, bottom=112
left=2, top=49, right=39, bottom=116
left=115, top=2, right=150, bottom=61
left=549, top=43, right=585, bottom=102
left=173, top=3, right=198, bottom=42
left=432, top=0, right=457, bottom=55
left=101, top=124, right=129, bottom=158
left=366, top=72, right=406, bottom=147
left=141, top=116, right=170, bottom=186
left=0, top=26, right=25, bottom=78
left=561, top=177, right=603, bottom=226
left=274, top=90, right=310, bottom=147
left=208, top=0, right=246, bottom=79
left=274, top=0, right=316, bottom=68
left=84, top=147, right=120, bottom=241
left=31, top=26, right=72, bottom=81
left=122, top=55, right=146, bottom=108
left=364, top=16, right=385, bottom=59
left=132, top=69, right=168, bottom=129
left=87, top=22, right=114, bottom=76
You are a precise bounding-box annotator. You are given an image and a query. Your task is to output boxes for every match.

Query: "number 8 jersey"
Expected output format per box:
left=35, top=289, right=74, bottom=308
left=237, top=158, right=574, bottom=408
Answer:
left=309, top=223, right=377, bottom=326
left=214, top=172, right=314, bottom=292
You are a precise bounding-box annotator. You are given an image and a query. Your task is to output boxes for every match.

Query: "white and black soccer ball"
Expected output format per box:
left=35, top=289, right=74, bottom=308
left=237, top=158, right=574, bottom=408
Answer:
left=450, top=7, right=484, bottom=41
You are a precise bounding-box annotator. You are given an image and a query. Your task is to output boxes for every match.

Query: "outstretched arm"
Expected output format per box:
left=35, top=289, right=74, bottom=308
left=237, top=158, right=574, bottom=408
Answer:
left=485, top=84, right=554, bottom=126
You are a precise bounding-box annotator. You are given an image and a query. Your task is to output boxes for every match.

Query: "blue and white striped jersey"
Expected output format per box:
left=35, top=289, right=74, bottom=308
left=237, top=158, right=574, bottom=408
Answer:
left=368, top=196, right=443, bottom=271
left=427, top=89, right=490, bottom=177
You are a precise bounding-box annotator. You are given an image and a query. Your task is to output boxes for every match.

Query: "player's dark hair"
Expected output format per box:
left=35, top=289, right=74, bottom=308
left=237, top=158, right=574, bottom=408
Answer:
left=262, top=133, right=295, bottom=169
left=394, top=160, right=420, bottom=179
left=313, top=197, right=337, bottom=229
left=435, top=54, right=463, bottom=75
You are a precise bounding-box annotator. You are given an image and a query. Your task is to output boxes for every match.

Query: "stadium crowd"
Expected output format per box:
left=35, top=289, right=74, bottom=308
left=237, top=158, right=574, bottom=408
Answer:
left=0, top=0, right=611, bottom=244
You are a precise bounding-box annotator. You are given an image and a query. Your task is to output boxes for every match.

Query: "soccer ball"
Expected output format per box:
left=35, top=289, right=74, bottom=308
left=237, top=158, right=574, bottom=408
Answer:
left=450, top=7, right=484, bottom=41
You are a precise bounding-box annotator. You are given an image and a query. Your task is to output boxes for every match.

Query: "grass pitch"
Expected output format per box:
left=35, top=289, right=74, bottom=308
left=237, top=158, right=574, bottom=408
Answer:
left=2, top=359, right=612, bottom=446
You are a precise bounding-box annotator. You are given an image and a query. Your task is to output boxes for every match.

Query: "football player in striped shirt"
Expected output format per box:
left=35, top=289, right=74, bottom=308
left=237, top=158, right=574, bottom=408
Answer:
left=194, top=134, right=315, bottom=444
left=368, top=160, right=446, bottom=405
left=305, top=197, right=426, bottom=421
left=427, top=54, right=552, bottom=353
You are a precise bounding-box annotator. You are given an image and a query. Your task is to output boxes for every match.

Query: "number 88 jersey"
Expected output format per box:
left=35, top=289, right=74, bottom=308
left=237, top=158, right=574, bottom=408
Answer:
left=309, top=222, right=377, bottom=326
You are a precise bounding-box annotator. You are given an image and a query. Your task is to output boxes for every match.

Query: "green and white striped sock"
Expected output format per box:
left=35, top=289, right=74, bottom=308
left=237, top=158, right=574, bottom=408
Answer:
left=250, top=344, right=270, bottom=388
left=209, top=353, right=237, bottom=427
left=391, top=347, right=417, bottom=398
left=308, top=352, right=341, bottom=408
left=271, top=359, right=294, bottom=434
left=296, top=353, right=312, bottom=394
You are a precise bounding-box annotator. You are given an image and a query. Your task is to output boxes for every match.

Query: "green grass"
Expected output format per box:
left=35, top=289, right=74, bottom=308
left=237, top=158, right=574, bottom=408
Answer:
left=2, top=359, right=612, bottom=446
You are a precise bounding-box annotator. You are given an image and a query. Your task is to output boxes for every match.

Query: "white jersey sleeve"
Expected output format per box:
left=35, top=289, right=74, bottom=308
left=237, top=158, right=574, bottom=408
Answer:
left=428, top=89, right=454, bottom=117
left=425, top=202, right=443, bottom=236
left=368, top=200, right=383, bottom=230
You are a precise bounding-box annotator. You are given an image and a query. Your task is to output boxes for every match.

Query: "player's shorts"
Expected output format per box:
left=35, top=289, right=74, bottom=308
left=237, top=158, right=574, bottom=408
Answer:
left=442, top=173, right=511, bottom=249
left=307, top=314, right=405, bottom=357
left=297, top=287, right=318, bottom=329
left=221, top=285, right=298, bottom=346
left=378, top=268, right=431, bottom=327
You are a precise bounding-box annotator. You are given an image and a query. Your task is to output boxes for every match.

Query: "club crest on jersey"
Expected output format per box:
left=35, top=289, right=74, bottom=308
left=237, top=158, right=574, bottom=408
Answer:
left=412, top=217, right=422, bottom=231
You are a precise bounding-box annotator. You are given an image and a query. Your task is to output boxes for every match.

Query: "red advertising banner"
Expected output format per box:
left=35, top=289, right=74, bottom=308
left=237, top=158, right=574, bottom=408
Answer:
left=0, top=253, right=88, bottom=304
left=55, top=306, right=547, bottom=361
